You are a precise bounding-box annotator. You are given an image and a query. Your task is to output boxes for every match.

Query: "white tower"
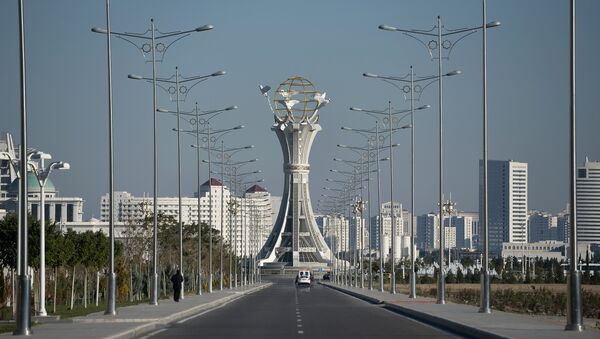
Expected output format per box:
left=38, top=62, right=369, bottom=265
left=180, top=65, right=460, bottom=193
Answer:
left=258, top=77, right=332, bottom=268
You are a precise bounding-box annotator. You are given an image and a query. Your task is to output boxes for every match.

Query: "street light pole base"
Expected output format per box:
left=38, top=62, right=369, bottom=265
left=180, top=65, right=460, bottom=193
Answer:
left=565, top=271, right=584, bottom=331
left=14, top=274, right=32, bottom=336
left=104, top=272, right=117, bottom=315
left=479, top=270, right=491, bottom=313
left=150, top=272, right=159, bottom=306
left=409, top=273, right=417, bottom=299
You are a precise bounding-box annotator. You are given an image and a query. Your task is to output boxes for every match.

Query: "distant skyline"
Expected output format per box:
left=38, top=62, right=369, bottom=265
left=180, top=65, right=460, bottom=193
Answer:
left=1, top=0, right=599, bottom=219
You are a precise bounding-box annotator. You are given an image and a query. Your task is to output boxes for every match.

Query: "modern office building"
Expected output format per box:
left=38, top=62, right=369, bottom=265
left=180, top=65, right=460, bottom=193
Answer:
left=528, top=210, right=558, bottom=243
left=480, top=160, right=528, bottom=256
left=416, top=212, right=439, bottom=251
left=444, top=215, right=473, bottom=249
left=577, top=158, right=600, bottom=245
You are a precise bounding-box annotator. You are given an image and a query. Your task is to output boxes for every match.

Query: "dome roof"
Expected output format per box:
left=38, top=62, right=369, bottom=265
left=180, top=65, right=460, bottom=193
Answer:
left=8, top=172, right=56, bottom=193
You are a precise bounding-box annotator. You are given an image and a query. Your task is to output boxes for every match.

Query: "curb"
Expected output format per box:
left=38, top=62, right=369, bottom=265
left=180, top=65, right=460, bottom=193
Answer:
left=319, top=282, right=383, bottom=305
left=320, top=283, right=506, bottom=339
left=382, top=303, right=507, bottom=339
left=84, top=283, right=272, bottom=339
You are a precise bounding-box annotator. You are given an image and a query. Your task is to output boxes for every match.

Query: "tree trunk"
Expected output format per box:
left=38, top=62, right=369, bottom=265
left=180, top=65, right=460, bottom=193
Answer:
left=84, top=268, right=88, bottom=308
left=53, top=267, right=58, bottom=314
left=129, top=263, right=133, bottom=302
left=95, top=271, right=100, bottom=306
left=70, top=266, right=76, bottom=310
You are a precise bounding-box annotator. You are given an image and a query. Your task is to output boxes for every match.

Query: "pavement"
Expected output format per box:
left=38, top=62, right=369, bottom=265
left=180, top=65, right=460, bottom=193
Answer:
left=150, top=275, right=457, bottom=338
left=1, top=283, right=271, bottom=339
left=320, top=281, right=600, bottom=339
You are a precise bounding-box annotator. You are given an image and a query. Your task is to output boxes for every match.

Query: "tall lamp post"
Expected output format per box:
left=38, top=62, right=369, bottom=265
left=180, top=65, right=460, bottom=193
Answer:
left=150, top=70, right=227, bottom=298
left=566, top=0, right=583, bottom=331
left=92, top=14, right=214, bottom=306
left=363, top=68, right=447, bottom=298
left=197, top=125, right=244, bottom=291
left=30, top=153, right=69, bottom=317
left=378, top=13, right=498, bottom=303
left=15, top=0, right=31, bottom=334
left=186, top=104, right=238, bottom=293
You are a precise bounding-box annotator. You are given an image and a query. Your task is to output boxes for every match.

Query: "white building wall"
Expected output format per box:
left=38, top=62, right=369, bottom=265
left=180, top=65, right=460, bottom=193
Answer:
left=577, top=159, right=600, bottom=244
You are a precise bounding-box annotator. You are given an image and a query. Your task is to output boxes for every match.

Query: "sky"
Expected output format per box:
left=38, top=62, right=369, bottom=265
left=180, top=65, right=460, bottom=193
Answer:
left=1, top=0, right=599, bottom=220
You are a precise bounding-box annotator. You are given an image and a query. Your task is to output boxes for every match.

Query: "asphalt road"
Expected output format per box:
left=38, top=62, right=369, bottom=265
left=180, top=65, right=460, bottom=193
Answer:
left=147, top=276, right=457, bottom=338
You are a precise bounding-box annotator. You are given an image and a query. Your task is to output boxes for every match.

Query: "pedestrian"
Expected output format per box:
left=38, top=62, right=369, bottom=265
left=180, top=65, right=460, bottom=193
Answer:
left=171, top=269, right=183, bottom=302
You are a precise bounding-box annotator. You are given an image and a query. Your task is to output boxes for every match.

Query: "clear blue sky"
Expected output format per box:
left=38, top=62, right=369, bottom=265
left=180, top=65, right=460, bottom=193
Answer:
left=1, top=0, right=598, bottom=219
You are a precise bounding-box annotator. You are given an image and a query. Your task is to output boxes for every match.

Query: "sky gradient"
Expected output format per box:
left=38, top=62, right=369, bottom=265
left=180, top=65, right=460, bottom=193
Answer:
left=1, top=0, right=599, bottom=219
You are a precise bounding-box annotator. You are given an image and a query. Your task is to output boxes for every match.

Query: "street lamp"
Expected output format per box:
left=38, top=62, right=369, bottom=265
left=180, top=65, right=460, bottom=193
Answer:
left=15, top=0, right=31, bottom=334
left=377, top=10, right=499, bottom=304
left=29, top=152, right=69, bottom=317
left=566, top=0, right=583, bottom=331
left=184, top=104, right=237, bottom=294
left=341, top=116, right=412, bottom=294
left=364, top=67, right=456, bottom=300
left=92, top=12, right=214, bottom=307
left=197, top=125, right=244, bottom=292
left=152, top=70, right=226, bottom=299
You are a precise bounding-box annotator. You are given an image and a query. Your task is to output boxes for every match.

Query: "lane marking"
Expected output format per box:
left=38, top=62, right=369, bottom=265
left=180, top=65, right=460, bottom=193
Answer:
left=139, top=328, right=167, bottom=339
left=297, top=318, right=302, bottom=322
left=297, top=324, right=302, bottom=327
left=298, top=330, right=304, bottom=334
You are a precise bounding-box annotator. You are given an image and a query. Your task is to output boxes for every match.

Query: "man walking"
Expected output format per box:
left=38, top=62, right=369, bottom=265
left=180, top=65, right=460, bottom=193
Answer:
left=171, top=269, right=184, bottom=302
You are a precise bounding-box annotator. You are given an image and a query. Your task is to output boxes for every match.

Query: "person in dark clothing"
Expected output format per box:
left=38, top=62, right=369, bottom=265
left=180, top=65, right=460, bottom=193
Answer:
left=171, top=269, right=183, bottom=302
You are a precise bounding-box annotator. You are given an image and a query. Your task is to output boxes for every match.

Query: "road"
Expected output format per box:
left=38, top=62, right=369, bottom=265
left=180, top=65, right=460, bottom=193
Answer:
left=147, top=276, right=456, bottom=338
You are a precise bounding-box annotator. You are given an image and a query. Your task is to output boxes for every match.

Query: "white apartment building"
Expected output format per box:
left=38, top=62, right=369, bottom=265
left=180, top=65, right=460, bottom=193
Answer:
left=443, top=215, right=473, bottom=249
left=480, top=160, right=528, bottom=255
left=577, top=158, right=600, bottom=244
left=100, top=180, right=277, bottom=256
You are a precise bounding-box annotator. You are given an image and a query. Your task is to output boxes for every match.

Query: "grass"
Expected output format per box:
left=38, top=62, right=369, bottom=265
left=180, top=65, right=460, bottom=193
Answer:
left=0, top=324, right=16, bottom=334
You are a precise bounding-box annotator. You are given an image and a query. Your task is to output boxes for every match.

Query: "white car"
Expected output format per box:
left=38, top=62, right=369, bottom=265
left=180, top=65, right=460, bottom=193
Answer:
left=296, top=269, right=312, bottom=286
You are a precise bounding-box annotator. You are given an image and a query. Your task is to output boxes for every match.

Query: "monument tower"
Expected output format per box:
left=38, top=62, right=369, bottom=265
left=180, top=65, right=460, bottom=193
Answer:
left=258, top=76, right=331, bottom=268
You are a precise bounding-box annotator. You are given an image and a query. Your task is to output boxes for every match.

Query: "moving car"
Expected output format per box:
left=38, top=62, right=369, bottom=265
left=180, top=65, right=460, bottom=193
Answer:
left=296, top=269, right=312, bottom=286
left=323, top=272, right=330, bottom=281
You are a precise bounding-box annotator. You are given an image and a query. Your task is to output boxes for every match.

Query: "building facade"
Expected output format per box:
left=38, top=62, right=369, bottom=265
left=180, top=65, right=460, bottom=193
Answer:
left=480, top=160, right=528, bottom=256
left=577, top=159, right=600, bottom=244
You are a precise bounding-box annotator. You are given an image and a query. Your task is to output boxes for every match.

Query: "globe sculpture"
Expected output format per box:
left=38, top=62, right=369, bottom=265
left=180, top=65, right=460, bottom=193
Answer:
left=258, top=76, right=332, bottom=268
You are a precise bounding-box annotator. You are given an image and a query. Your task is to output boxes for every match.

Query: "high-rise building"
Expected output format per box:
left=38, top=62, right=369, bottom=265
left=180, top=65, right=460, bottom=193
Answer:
left=444, top=215, right=473, bottom=249
left=416, top=212, right=439, bottom=251
left=577, top=158, right=600, bottom=244
left=480, top=160, right=528, bottom=255
left=528, top=210, right=557, bottom=243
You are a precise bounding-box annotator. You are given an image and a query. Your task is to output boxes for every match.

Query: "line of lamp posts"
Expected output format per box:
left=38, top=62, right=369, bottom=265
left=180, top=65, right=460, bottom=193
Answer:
left=11, top=0, right=264, bottom=335
left=323, top=0, right=583, bottom=331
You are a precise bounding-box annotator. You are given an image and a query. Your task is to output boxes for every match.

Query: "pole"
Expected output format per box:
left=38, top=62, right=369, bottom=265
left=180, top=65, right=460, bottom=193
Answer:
left=175, top=66, right=184, bottom=300
left=367, top=142, right=373, bottom=290
left=436, top=15, right=446, bottom=305
left=409, top=66, right=417, bottom=299
left=104, top=0, right=117, bottom=316
left=208, top=126, right=213, bottom=293
left=220, top=141, right=224, bottom=290
left=150, top=18, right=159, bottom=306
left=195, top=104, right=202, bottom=295
left=15, top=0, right=31, bottom=333
left=375, top=122, right=384, bottom=292
left=234, top=168, right=238, bottom=287
left=388, top=101, right=396, bottom=295
left=39, top=169, right=47, bottom=316
left=479, top=0, right=491, bottom=313
left=229, top=193, right=233, bottom=289
left=566, top=0, right=583, bottom=331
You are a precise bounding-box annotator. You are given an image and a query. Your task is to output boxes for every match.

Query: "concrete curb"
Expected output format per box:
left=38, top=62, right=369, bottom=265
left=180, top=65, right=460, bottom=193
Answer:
left=320, top=283, right=507, bottom=339
left=319, top=282, right=384, bottom=305
left=382, top=303, right=507, bottom=339
left=79, top=283, right=272, bottom=339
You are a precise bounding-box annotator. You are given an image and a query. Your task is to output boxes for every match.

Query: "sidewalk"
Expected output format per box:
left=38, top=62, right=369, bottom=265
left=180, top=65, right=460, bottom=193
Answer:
left=2, top=283, right=271, bottom=339
left=321, top=281, right=599, bottom=339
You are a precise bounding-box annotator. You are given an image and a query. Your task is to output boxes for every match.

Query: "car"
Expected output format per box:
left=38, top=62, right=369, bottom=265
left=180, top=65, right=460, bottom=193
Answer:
left=296, top=269, right=312, bottom=286
left=323, top=272, right=330, bottom=281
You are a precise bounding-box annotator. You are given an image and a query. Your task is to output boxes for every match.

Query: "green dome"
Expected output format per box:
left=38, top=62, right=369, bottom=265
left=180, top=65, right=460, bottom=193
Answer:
left=8, top=172, right=56, bottom=194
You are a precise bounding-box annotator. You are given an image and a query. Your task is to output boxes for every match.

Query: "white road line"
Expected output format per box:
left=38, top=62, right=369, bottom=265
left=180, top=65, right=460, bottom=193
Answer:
left=298, top=330, right=304, bottom=334
left=139, top=328, right=167, bottom=339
